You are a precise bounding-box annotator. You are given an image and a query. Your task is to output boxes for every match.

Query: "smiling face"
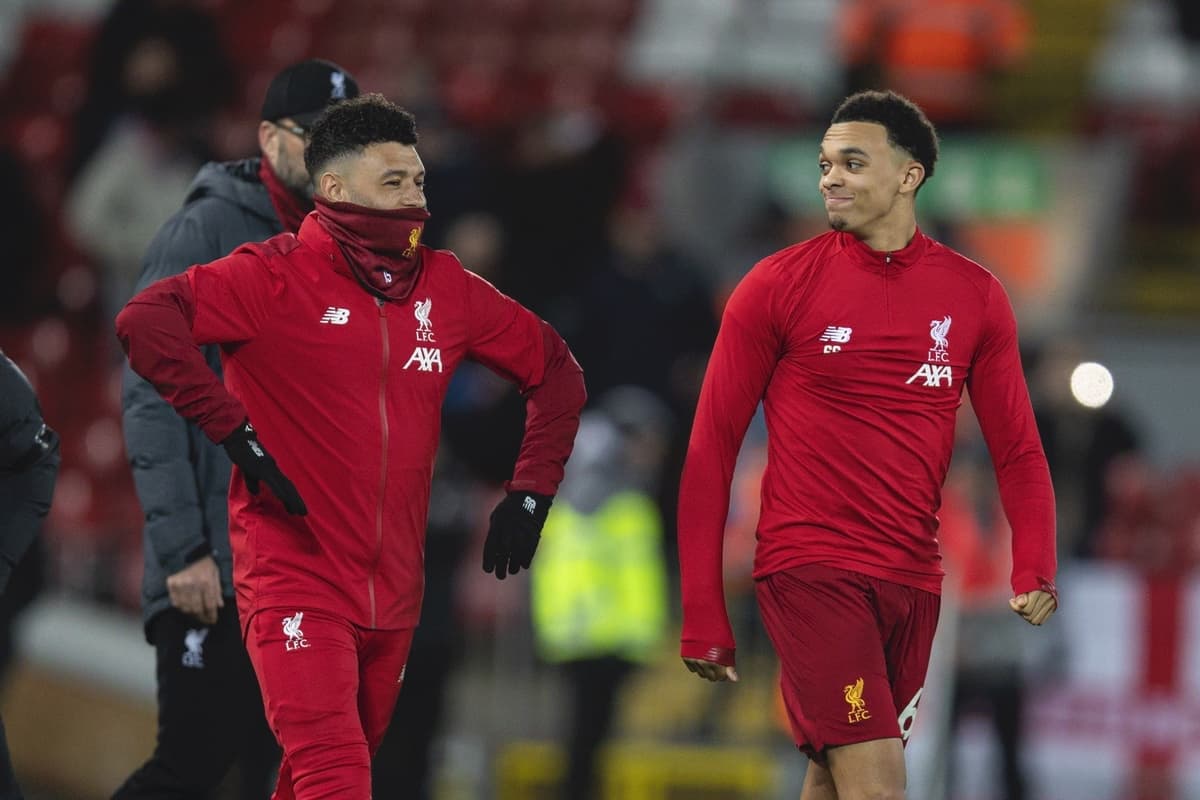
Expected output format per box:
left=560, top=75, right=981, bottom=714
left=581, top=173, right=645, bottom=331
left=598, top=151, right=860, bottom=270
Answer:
left=317, top=142, right=426, bottom=210
left=818, top=121, right=925, bottom=250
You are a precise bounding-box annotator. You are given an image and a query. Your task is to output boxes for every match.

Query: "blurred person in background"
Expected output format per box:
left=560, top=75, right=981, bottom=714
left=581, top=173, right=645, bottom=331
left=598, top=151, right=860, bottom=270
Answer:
left=69, top=0, right=232, bottom=178
left=66, top=0, right=235, bottom=327
left=492, top=103, right=628, bottom=327
left=1027, top=340, right=1142, bottom=560
left=0, top=150, right=51, bottom=324
left=839, top=0, right=1029, bottom=130
left=572, top=194, right=718, bottom=419
left=116, top=95, right=585, bottom=799
left=1, top=350, right=61, bottom=800
left=114, top=59, right=360, bottom=800
left=677, top=90, right=1058, bottom=800
left=531, top=390, right=670, bottom=800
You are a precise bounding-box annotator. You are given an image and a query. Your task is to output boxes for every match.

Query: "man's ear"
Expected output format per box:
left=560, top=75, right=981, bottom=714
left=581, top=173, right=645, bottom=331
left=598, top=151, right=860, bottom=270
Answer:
left=257, top=121, right=277, bottom=160
left=899, top=162, right=925, bottom=196
left=318, top=170, right=345, bottom=202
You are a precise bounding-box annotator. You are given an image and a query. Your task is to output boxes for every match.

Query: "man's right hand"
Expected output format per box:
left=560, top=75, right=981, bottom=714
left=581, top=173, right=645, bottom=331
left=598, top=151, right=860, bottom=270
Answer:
left=166, top=555, right=223, bottom=625
left=221, top=420, right=307, bottom=515
left=682, top=657, right=739, bottom=683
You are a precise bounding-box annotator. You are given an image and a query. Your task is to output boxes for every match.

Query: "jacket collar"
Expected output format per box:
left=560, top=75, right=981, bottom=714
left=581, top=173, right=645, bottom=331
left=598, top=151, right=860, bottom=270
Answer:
left=836, top=228, right=929, bottom=274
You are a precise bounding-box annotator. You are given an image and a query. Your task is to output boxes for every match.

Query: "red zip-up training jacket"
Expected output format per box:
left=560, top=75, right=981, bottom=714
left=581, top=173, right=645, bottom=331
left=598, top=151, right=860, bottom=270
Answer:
left=678, top=230, right=1056, bottom=665
left=117, top=214, right=585, bottom=632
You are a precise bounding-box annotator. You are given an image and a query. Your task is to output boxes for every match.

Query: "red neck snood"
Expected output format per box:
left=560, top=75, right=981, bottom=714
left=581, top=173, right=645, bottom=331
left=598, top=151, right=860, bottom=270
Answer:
left=314, top=197, right=431, bottom=301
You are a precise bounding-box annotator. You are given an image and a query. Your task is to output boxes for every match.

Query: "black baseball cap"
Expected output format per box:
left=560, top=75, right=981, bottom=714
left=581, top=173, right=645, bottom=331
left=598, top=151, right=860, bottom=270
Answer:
left=260, top=59, right=360, bottom=128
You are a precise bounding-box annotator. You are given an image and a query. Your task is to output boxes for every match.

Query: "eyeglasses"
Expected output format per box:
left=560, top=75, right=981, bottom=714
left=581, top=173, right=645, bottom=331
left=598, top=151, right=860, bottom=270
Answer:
left=273, top=120, right=307, bottom=138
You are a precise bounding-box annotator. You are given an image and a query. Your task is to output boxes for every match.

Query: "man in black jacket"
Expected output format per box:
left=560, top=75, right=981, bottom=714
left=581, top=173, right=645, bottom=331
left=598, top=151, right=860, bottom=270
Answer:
left=114, top=59, right=358, bottom=800
left=0, top=350, right=60, bottom=800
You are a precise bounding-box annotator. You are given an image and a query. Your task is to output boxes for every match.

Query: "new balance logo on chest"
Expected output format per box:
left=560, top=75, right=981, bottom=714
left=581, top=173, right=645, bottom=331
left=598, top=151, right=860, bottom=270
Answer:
left=819, top=325, right=852, bottom=353
left=320, top=307, right=350, bottom=325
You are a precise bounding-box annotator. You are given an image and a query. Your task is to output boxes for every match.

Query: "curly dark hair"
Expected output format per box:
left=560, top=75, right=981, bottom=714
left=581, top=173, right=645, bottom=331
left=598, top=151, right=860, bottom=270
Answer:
left=831, top=90, right=939, bottom=186
left=304, top=93, right=419, bottom=177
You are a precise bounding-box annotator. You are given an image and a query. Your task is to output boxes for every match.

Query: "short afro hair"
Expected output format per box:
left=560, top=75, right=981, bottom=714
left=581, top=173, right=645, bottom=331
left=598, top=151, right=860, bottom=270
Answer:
left=831, top=90, right=939, bottom=186
left=304, top=93, right=418, bottom=177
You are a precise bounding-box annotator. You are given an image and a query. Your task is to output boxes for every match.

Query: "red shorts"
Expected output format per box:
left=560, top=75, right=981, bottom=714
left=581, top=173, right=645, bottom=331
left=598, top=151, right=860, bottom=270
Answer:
left=755, top=563, right=940, bottom=757
left=244, top=607, right=414, bottom=800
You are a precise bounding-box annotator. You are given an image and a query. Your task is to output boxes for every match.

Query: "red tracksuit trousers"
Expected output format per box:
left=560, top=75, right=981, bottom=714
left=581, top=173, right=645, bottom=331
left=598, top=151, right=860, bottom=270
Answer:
left=245, top=607, right=414, bottom=799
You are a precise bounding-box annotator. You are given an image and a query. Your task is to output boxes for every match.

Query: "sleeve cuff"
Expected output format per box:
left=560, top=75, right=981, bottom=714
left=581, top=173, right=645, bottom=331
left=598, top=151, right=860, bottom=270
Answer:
left=160, top=541, right=211, bottom=575
left=680, top=641, right=736, bottom=667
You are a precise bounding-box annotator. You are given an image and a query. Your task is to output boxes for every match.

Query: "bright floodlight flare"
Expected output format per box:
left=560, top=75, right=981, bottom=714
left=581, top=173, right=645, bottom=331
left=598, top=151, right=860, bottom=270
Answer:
left=1070, top=362, right=1114, bottom=409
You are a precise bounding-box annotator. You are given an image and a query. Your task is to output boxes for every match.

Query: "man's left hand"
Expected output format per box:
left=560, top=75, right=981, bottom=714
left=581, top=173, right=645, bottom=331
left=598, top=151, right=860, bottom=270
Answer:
left=1010, top=589, right=1057, bottom=626
left=482, top=491, right=552, bottom=579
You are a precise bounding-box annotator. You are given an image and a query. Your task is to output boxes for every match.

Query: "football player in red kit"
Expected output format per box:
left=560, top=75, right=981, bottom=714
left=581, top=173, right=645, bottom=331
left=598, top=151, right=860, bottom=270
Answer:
left=676, top=90, right=1057, bottom=800
left=117, top=95, right=585, bottom=799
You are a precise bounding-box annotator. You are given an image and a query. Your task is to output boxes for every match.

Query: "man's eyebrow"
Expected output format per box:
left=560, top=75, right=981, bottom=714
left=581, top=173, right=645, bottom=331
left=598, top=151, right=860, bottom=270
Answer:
left=818, top=147, right=871, bottom=159
left=380, top=168, right=425, bottom=178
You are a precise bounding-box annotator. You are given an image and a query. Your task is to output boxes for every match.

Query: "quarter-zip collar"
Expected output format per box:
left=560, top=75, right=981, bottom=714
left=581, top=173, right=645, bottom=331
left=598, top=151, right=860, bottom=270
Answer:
left=837, top=227, right=929, bottom=274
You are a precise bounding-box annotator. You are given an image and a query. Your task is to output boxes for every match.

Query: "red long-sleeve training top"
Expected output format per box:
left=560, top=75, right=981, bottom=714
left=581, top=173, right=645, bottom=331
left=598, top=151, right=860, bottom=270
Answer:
left=678, top=229, right=1056, bottom=665
left=117, top=213, right=585, bottom=632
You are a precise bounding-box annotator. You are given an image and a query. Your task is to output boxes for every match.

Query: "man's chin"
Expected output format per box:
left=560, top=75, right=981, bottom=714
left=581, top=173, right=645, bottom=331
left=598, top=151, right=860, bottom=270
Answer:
left=828, top=215, right=849, bottom=232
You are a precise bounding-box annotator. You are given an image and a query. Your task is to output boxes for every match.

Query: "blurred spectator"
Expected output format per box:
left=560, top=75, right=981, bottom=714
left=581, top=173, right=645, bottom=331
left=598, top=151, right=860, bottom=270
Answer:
left=531, top=399, right=670, bottom=800
left=65, top=0, right=234, bottom=327
left=572, top=197, right=717, bottom=417
left=840, top=0, right=1030, bottom=129
left=1094, top=460, right=1200, bottom=574
left=1089, top=0, right=1200, bottom=223
left=0, top=147, right=51, bottom=323
left=1092, top=0, right=1200, bottom=111
left=1027, top=341, right=1143, bottom=560
left=491, top=104, right=628, bottom=325
left=66, top=115, right=203, bottom=326
left=68, top=0, right=232, bottom=178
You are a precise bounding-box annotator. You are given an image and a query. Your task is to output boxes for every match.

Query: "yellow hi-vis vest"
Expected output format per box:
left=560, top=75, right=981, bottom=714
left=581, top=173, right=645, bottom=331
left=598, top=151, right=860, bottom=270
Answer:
left=531, top=491, right=667, bottom=663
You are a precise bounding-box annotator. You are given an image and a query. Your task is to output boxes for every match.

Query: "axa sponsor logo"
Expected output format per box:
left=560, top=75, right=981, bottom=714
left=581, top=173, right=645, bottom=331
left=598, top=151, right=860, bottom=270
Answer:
left=283, top=612, right=309, bottom=651
left=403, top=346, right=443, bottom=373
left=819, top=325, right=852, bottom=353
left=320, top=307, right=350, bottom=325
left=182, top=628, right=208, bottom=669
left=906, top=363, right=953, bottom=387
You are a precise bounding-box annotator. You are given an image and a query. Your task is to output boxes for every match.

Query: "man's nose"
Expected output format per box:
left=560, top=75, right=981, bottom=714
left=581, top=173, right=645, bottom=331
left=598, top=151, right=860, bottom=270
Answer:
left=402, top=187, right=425, bottom=207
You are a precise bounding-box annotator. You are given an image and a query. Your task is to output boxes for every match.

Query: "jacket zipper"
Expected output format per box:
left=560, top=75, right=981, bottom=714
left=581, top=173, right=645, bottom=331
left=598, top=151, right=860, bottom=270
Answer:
left=884, top=253, right=893, bottom=325
left=370, top=299, right=389, bottom=628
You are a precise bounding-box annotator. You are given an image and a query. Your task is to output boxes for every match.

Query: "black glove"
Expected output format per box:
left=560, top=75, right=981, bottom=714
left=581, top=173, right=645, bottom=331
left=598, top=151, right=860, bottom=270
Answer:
left=482, top=491, right=552, bottom=579
left=221, top=420, right=307, bottom=515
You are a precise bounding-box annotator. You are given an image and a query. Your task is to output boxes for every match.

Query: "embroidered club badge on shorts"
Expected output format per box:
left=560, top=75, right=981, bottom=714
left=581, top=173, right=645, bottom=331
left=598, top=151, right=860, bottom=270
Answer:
left=844, top=676, right=872, bottom=723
